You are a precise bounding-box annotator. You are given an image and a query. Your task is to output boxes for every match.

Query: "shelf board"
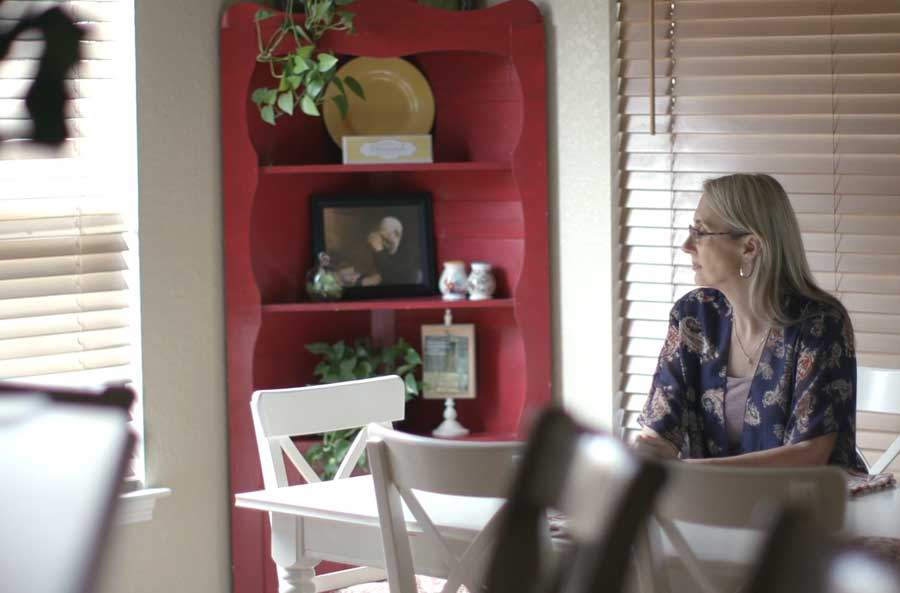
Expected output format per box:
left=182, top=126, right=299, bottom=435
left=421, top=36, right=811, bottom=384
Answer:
left=260, top=162, right=511, bottom=175
left=262, top=296, right=514, bottom=313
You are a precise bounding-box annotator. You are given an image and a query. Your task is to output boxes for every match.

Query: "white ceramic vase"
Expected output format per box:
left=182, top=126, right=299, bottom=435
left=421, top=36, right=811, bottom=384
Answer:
left=466, top=262, right=496, bottom=300
left=439, top=260, right=468, bottom=301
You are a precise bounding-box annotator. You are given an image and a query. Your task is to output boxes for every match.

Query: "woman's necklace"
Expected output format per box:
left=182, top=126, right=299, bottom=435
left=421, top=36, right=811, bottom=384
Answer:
left=733, top=316, right=770, bottom=366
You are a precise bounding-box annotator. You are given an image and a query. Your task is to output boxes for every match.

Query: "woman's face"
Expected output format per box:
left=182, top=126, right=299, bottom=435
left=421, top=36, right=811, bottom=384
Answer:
left=682, top=195, right=745, bottom=289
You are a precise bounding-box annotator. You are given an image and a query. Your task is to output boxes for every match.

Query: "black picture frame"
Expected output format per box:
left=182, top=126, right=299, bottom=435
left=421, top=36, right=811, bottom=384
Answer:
left=310, top=193, right=437, bottom=299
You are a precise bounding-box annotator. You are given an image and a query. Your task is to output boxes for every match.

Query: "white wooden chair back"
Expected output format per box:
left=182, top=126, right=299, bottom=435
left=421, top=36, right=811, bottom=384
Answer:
left=857, top=366, right=900, bottom=475
left=250, top=375, right=406, bottom=488
left=366, top=423, right=521, bottom=593
left=640, top=463, right=847, bottom=593
left=249, top=376, right=406, bottom=591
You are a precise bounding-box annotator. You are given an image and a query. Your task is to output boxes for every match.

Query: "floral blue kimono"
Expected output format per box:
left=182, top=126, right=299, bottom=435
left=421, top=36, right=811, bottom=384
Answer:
left=639, top=288, right=865, bottom=471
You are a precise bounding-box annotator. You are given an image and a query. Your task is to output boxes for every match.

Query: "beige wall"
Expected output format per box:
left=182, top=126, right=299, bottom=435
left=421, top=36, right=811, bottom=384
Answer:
left=95, top=0, right=232, bottom=592
left=96, top=1, right=616, bottom=592
left=492, top=0, right=618, bottom=428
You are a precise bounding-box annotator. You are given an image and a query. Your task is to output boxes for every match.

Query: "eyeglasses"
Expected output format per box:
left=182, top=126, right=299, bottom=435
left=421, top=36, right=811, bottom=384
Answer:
left=687, top=225, right=748, bottom=240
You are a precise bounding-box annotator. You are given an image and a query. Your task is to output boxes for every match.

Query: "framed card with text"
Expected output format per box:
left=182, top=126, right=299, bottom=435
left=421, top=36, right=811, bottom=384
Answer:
left=421, top=323, right=476, bottom=400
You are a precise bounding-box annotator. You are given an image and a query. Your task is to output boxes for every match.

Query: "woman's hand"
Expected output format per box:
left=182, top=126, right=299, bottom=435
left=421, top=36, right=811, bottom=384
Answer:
left=634, top=429, right=680, bottom=460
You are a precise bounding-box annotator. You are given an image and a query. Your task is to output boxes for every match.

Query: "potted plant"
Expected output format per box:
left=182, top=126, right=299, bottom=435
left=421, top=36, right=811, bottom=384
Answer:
left=304, top=337, right=423, bottom=478
left=251, top=0, right=365, bottom=125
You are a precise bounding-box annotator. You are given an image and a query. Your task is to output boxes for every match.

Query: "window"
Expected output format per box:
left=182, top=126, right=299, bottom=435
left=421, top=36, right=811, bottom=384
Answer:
left=0, top=1, right=140, bottom=477
left=616, top=0, right=900, bottom=467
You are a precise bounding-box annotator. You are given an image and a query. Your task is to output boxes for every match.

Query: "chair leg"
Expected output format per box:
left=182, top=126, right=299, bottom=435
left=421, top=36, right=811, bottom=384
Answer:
left=278, top=560, right=319, bottom=593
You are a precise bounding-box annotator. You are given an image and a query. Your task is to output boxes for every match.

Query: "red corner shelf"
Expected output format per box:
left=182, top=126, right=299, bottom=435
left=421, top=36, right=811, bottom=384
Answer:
left=262, top=296, right=515, bottom=313
left=221, top=3, right=550, bottom=593
left=260, top=161, right=511, bottom=175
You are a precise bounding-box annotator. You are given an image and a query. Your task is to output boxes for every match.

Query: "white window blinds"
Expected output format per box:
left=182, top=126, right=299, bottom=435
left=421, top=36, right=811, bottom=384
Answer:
left=616, top=0, right=900, bottom=469
left=0, top=0, right=136, bottom=386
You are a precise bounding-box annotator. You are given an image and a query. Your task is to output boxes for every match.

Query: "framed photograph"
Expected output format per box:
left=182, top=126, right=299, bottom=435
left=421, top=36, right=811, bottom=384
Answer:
left=421, top=323, right=476, bottom=399
left=310, top=193, right=437, bottom=299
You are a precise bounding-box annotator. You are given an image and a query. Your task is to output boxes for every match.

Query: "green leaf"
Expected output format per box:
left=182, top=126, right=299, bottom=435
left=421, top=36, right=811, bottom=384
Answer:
left=251, top=87, right=270, bottom=105
left=404, top=349, right=422, bottom=365
left=338, top=357, right=357, bottom=376
left=286, top=75, right=303, bottom=90
left=335, top=0, right=355, bottom=6
left=254, top=9, right=277, bottom=21
left=305, top=73, right=325, bottom=99
left=292, top=55, right=311, bottom=73
left=322, top=372, right=341, bottom=383
left=278, top=76, right=290, bottom=92
left=301, top=94, right=321, bottom=116
left=344, top=75, right=365, bottom=100
left=331, top=76, right=346, bottom=95
left=396, top=363, right=415, bottom=376
left=333, top=340, right=346, bottom=359
left=297, top=45, right=315, bottom=60
left=260, top=105, right=276, bottom=125
left=356, top=359, right=373, bottom=378
left=337, top=10, right=355, bottom=29
left=317, top=53, right=339, bottom=72
left=264, top=88, right=278, bottom=105
left=313, top=360, right=330, bottom=376
left=306, top=342, right=332, bottom=355
left=277, top=92, right=295, bottom=115
left=404, top=373, right=419, bottom=398
left=332, top=94, right=349, bottom=119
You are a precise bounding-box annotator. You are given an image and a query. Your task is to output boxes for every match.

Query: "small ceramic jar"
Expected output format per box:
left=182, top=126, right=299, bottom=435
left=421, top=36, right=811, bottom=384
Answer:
left=438, top=260, right=468, bottom=301
left=466, top=262, right=496, bottom=300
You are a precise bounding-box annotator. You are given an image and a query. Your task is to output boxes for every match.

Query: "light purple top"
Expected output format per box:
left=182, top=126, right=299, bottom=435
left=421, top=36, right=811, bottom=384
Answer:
left=725, top=375, right=753, bottom=453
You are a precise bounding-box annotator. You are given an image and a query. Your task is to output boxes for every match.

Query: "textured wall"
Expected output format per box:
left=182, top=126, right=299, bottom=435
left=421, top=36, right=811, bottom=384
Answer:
left=490, top=0, right=617, bottom=428
left=94, top=0, right=232, bottom=592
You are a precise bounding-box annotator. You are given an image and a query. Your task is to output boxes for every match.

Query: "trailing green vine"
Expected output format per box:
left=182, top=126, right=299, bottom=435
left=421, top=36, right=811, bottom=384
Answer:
left=251, top=0, right=365, bottom=125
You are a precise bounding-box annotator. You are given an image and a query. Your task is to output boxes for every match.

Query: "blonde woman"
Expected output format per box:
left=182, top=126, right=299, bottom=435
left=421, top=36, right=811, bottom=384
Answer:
left=637, top=173, right=865, bottom=469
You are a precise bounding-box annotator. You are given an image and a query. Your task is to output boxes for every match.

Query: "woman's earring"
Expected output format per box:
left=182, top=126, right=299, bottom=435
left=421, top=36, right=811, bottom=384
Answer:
left=739, top=259, right=754, bottom=279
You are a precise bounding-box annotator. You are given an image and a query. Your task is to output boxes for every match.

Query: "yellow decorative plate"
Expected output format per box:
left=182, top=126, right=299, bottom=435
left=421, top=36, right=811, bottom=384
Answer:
left=323, top=57, right=435, bottom=147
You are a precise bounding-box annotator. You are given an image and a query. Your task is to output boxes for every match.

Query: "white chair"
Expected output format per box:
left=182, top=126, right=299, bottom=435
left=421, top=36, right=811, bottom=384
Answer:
left=638, top=463, right=847, bottom=593
left=251, top=375, right=406, bottom=592
left=366, top=423, right=520, bottom=593
left=857, top=366, right=900, bottom=475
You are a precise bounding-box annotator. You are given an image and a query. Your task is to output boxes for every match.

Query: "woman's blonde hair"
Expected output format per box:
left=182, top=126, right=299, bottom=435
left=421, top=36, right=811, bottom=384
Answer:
left=701, top=173, right=848, bottom=327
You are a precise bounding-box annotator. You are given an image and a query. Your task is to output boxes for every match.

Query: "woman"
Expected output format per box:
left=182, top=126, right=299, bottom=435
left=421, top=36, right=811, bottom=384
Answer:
left=637, top=173, right=865, bottom=469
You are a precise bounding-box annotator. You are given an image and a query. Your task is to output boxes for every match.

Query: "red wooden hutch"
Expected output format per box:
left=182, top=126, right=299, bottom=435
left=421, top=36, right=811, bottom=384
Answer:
left=220, top=1, right=551, bottom=591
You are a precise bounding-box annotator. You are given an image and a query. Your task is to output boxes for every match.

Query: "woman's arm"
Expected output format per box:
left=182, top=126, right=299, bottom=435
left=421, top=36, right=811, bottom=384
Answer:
left=685, top=432, right=837, bottom=467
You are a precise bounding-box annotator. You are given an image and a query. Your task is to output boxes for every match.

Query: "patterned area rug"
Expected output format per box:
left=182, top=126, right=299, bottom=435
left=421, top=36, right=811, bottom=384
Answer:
left=335, top=576, right=465, bottom=593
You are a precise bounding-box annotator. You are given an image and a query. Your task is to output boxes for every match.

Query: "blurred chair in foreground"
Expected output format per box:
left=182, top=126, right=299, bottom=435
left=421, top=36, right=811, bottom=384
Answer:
left=366, top=423, right=521, bottom=593
left=0, top=383, right=135, bottom=593
left=638, top=463, right=847, bottom=593
left=483, top=408, right=668, bottom=593
left=746, top=506, right=900, bottom=593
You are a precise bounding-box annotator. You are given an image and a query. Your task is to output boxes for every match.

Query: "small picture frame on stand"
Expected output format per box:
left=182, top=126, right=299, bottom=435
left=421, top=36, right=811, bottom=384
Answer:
left=421, top=316, right=476, bottom=437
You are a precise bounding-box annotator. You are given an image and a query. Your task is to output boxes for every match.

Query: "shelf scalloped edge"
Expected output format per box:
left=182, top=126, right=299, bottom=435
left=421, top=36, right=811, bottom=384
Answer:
left=260, top=161, right=512, bottom=175
left=262, top=296, right=515, bottom=314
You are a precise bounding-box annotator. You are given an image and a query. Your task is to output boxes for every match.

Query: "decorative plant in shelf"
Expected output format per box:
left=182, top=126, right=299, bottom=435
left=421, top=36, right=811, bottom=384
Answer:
left=252, top=0, right=365, bottom=125
left=304, top=337, right=423, bottom=479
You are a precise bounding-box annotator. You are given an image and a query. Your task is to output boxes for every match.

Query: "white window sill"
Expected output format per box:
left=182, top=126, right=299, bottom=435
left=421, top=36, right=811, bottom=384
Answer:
left=116, top=487, right=171, bottom=525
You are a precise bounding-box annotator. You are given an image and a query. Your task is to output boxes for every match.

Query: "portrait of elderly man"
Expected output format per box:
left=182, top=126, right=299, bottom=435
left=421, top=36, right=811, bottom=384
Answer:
left=323, top=207, right=425, bottom=289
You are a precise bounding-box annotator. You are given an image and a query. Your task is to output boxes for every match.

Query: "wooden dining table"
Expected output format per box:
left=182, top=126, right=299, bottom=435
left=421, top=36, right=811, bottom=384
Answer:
left=235, top=474, right=899, bottom=593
